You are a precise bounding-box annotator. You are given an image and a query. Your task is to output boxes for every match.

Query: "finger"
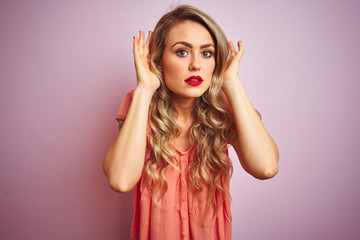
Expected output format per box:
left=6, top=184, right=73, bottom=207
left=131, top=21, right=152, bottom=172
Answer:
left=138, top=31, right=144, bottom=56
left=237, top=40, right=244, bottom=55
left=133, top=36, right=139, bottom=57
left=133, top=36, right=143, bottom=70
left=144, top=31, right=152, bottom=56
left=237, top=40, right=243, bottom=52
left=228, top=41, right=236, bottom=57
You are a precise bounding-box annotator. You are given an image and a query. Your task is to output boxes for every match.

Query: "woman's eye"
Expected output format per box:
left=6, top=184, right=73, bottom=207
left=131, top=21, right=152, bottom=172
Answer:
left=176, top=49, right=188, bottom=57
left=202, top=50, right=213, bottom=58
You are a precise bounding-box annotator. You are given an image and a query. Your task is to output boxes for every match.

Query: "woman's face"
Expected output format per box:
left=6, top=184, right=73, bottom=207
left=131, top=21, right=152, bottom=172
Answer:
left=161, top=20, right=216, bottom=99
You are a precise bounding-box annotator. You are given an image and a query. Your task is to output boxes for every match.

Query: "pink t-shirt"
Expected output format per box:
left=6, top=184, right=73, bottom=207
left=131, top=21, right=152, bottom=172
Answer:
left=116, top=90, right=232, bottom=240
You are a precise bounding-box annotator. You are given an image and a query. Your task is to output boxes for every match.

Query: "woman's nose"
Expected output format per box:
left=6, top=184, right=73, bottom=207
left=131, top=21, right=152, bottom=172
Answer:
left=189, top=55, right=201, bottom=71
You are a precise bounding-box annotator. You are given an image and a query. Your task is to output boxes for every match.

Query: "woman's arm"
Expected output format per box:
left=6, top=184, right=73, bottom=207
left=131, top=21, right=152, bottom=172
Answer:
left=103, top=31, right=160, bottom=192
left=223, top=41, right=279, bottom=180
left=104, top=88, right=153, bottom=192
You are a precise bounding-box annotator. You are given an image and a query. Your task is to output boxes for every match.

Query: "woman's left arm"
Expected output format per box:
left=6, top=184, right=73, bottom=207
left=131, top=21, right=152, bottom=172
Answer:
left=222, top=41, right=279, bottom=180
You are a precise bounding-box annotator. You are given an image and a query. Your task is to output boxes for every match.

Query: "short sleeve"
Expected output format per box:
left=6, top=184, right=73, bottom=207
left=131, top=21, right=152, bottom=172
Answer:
left=115, top=90, right=134, bottom=122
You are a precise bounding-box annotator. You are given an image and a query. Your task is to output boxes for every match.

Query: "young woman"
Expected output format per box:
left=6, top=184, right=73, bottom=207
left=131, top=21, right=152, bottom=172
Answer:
left=104, top=5, right=279, bottom=240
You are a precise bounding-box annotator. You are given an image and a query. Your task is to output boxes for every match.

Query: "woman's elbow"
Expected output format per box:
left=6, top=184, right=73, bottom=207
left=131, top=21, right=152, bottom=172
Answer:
left=263, top=165, right=279, bottom=179
left=250, top=160, right=279, bottom=180
left=257, top=164, right=279, bottom=180
left=259, top=151, right=279, bottom=179
left=108, top=177, right=135, bottom=193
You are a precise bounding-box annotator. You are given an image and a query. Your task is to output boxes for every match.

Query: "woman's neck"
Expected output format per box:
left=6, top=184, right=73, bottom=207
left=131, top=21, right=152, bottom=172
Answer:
left=171, top=95, right=196, bottom=151
left=172, top=95, right=196, bottom=123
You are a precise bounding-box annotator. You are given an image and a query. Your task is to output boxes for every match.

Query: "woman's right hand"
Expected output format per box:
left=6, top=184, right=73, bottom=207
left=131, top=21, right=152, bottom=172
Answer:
left=133, top=31, right=161, bottom=93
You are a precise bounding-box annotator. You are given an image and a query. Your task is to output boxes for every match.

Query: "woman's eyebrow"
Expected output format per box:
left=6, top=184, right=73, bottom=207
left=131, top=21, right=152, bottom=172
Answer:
left=171, top=41, right=215, bottom=49
left=200, top=43, right=215, bottom=49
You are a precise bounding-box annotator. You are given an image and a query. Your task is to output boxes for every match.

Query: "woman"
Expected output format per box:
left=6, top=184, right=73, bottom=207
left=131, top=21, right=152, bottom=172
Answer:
left=104, top=5, right=279, bottom=240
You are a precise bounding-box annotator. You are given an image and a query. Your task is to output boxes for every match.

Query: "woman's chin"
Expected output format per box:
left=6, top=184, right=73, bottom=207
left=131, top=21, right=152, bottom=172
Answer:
left=170, top=91, right=205, bottom=100
left=169, top=87, right=209, bottom=100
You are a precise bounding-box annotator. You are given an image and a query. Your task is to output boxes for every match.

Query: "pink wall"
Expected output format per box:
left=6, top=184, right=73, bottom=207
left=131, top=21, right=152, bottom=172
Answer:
left=1, top=0, right=359, bottom=239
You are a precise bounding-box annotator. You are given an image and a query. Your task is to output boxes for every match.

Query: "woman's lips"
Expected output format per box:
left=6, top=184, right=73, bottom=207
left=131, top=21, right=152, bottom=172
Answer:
left=185, top=76, right=203, bottom=86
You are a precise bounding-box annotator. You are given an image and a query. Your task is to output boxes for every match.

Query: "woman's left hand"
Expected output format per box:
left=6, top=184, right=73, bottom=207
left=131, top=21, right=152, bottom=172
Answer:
left=221, top=41, right=279, bottom=179
left=222, top=40, right=244, bottom=82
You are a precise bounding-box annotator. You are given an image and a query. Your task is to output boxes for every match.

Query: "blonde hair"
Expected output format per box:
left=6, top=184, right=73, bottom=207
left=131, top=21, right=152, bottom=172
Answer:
left=146, top=5, right=235, bottom=217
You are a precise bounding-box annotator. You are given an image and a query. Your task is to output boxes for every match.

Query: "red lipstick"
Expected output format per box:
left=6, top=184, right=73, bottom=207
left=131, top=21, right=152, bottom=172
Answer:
left=185, top=76, right=203, bottom=86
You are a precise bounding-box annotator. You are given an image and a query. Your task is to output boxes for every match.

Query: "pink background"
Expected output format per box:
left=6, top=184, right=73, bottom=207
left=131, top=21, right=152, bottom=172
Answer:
left=1, top=0, right=359, bottom=239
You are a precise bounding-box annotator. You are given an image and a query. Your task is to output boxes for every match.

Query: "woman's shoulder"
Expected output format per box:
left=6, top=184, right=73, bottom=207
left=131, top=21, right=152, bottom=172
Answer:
left=116, top=89, right=135, bottom=121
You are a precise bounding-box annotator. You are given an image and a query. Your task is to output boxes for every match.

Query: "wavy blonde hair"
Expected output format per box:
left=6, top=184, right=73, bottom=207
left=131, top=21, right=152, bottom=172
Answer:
left=146, top=5, right=235, bottom=216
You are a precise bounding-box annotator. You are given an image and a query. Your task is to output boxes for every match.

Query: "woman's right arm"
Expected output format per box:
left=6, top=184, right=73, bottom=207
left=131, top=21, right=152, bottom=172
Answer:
left=103, top=31, right=160, bottom=192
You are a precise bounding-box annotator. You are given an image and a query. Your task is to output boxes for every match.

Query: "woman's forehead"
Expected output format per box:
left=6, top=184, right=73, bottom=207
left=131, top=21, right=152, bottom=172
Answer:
left=166, top=20, right=214, bottom=47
